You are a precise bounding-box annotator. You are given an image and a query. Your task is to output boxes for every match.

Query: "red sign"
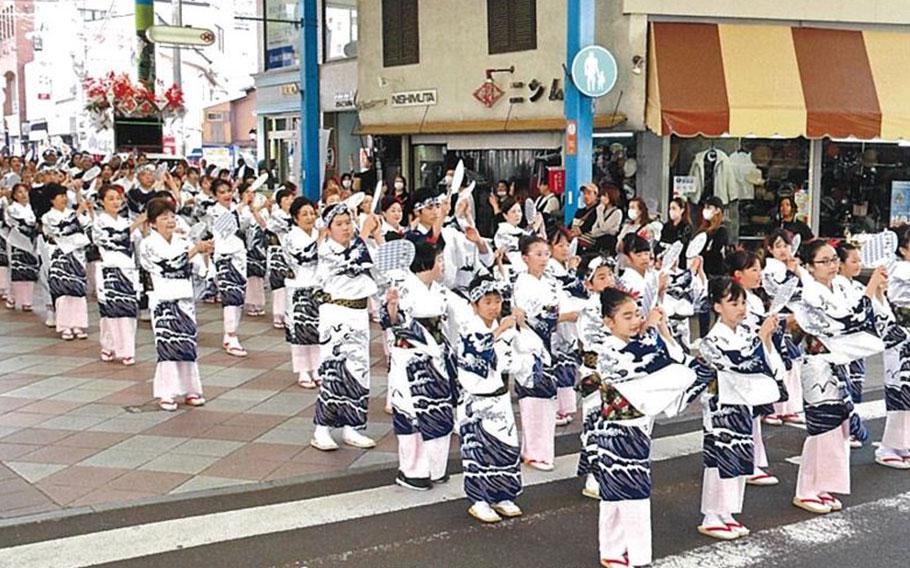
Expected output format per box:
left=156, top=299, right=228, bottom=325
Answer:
left=566, top=120, right=577, bottom=155
left=548, top=167, right=566, bottom=196
left=162, top=135, right=176, bottom=155
left=473, top=81, right=504, bottom=108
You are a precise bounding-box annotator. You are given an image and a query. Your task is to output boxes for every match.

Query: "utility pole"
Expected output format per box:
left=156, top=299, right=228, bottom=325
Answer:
left=136, top=0, right=155, bottom=89
left=563, top=0, right=595, bottom=225
left=173, top=0, right=183, bottom=156
left=299, top=0, right=320, bottom=201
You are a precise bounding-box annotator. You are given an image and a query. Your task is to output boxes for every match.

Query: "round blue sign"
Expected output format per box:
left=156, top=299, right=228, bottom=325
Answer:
left=571, top=45, right=618, bottom=98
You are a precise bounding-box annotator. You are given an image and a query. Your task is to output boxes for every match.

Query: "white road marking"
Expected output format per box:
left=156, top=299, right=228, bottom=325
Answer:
left=653, top=490, right=910, bottom=567
left=0, top=399, right=890, bottom=568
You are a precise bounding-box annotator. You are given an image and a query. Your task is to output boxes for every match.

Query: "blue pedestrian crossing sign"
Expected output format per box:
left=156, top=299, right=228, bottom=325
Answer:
left=571, top=45, right=618, bottom=98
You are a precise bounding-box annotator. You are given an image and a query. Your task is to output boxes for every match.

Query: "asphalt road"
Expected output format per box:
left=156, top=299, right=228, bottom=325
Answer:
left=54, top=397, right=904, bottom=568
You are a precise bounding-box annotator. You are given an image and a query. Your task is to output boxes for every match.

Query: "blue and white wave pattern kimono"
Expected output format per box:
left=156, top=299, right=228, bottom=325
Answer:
left=283, top=225, right=320, bottom=346
left=5, top=202, right=39, bottom=282
left=313, top=236, right=378, bottom=429
left=794, top=276, right=884, bottom=439
left=210, top=203, right=248, bottom=307
left=545, top=258, right=587, bottom=392
left=582, top=329, right=707, bottom=501
left=511, top=272, right=558, bottom=400
left=41, top=208, right=91, bottom=303
left=267, top=207, right=292, bottom=291
left=382, top=271, right=456, bottom=442
left=456, top=314, right=522, bottom=504
left=698, top=322, right=782, bottom=478
left=93, top=212, right=139, bottom=319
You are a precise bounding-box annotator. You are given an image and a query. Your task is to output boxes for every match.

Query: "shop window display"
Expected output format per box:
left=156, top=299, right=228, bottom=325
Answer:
left=819, top=141, right=910, bottom=238
left=670, top=137, right=809, bottom=245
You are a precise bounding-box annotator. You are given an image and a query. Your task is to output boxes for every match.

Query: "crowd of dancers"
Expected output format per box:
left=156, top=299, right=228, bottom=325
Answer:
left=1, top=149, right=909, bottom=568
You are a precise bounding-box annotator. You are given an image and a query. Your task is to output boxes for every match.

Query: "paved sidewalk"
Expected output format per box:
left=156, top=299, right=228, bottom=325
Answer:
left=0, top=303, right=583, bottom=521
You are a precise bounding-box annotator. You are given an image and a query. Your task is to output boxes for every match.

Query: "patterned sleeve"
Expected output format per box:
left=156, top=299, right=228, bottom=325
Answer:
left=457, top=330, right=503, bottom=396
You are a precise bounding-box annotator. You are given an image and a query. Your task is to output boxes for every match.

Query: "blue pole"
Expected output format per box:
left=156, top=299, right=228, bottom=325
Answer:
left=563, top=0, right=595, bottom=226
left=300, top=0, right=320, bottom=201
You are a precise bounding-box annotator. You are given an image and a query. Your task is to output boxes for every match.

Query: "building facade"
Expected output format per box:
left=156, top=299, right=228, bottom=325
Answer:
left=0, top=0, right=35, bottom=154
left=355, top=0, right=910, bottom=242
left=251, top=0, right=359, bottom=186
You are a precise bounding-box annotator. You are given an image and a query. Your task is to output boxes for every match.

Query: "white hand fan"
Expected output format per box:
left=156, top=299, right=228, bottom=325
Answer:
left=768, top=275, right=800, bottom=315
left=374, top=239, right=415, bottom=274
left=660, top=241, right=684, bottom=274
left=449, top=160, right=465, bottom=197
left=82, top=166, right=101, bottom=183
left=249, top=173, right=269, bottom=192
left=189, top=222, right=209, bottom=242
left=524, top=198, right=537, bottom=226
left=344, top=191, right=366, bottom=212
left=686, top=232, right=708, bottom=259
left=213, top=211, right=239, bottom=238
left=1, top=172, right=20, bottom=187
left=101, top=152, right=113, bottom=164
left=790, top=233, right=802, bottom=256
left=860, top=230, right=898, bottom=268
left=155, top=163, right=168, bottom=181
left=639, top=279, right=658, bottom=317
left=372, top=180, right=385, bottom=214
left=456, top=181, right=476, bottom=226
left=252, top=193, right=267, bottom=209
left=568, top=237, right=579, bottom=258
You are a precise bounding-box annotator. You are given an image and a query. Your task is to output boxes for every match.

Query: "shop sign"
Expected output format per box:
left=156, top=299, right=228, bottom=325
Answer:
left=547, top=167, right=566, bottom=196
left=473, top=81, right=504, bottom=108
left=334, top=92, right=355, bottom=109
left=566, top=121, right=577, bottom=155
left=891, top=181, right=910, bottom=225
left=673, top=176, right=697, bottom=197
left=570, top=45, right=618, bottom=98
left=391, top=89, right=437, bottom=108
left=280, top=83, right=300, bottom=96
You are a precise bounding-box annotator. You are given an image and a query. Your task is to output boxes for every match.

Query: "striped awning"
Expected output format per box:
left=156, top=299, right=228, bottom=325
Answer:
left=646, top=22, right=910, bottom=140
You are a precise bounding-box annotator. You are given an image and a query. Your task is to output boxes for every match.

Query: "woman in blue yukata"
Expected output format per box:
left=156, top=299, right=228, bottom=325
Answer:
left=139, top=197, right=213, bottom=411
left=309, top=201, right=381, bottom=452
left=383, top=241, right=456, bottom=491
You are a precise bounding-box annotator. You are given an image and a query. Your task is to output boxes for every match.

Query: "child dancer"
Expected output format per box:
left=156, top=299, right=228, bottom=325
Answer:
left=457, top=274, right=524, bottom=523
left=512, top=235, right=575, bottom=471
left=5, top=183, right=39, bottom=310
left=698, top=277, right=781, bottom=540
left=94, top=185, right=143, bottom=365
left=878, top=227, right=910, bottom=469
left=792, top=240, right=886, bottom=513
left=310, top=202, right=379, bottom=451
left=546, top=227, right=587, bottom=426
left=210, top=179, right=250, bottom=357
left=761, top=229, right=805, bottom=425
left=576, top=256, right=616, bottom=500
left=139, top=198, right=213, bottom=411
left=267, top=188, right=294, bottom=329
left=242, top=185, right=269, bottom=317
left=383, top=242, right=455, bottom=490
left=284, top=197, right=320, bottom=387
left=582, top=289, right=705, bottom=568
left=41, top=183, right=92, bottom=340
left=727, top=250, right=786, bottom=487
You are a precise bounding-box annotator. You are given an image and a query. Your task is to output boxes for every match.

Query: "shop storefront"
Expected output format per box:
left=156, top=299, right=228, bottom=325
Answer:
left=645, top=21, right=910, bottom=243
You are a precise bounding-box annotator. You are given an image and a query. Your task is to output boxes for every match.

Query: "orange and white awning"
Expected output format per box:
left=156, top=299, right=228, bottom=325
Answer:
left=646, top=22, right=910, bottom=140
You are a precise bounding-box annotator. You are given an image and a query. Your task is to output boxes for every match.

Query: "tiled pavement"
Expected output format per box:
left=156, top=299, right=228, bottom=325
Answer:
left=0, top=301, right=582, bottom=521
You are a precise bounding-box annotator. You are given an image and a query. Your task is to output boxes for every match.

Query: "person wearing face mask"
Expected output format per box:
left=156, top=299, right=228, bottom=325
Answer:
left=695, top=196, right=730, bottom=336
left=392, top=175, right=409, bottom=202
left=616, top=198, right=662, bottom=255
left=340, top=173, right=353, bottom=193
left=659, top=197, right=694, bottom=268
